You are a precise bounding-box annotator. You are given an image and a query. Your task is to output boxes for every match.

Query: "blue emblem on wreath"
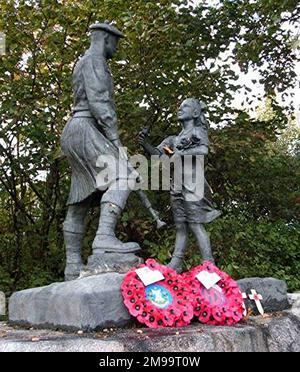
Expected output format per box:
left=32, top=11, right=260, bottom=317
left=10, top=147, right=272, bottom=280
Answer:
left=145, top=284, right=173, bottom=309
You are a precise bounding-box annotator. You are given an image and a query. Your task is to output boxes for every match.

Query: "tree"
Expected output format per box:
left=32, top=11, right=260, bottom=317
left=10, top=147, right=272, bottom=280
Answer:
left=0, top=0, right=299, bottom=293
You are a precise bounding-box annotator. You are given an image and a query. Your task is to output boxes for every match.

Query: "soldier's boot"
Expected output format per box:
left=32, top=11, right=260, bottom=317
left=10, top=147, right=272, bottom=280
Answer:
left=190, top=223, right=215, bottom=263
left=63, top=203, right=90, bottom=281
left=63, top=224, right=84, bottom=281
left=92, top=202, right=140, bottom=254
left=167, top=223, right=188, bottom=273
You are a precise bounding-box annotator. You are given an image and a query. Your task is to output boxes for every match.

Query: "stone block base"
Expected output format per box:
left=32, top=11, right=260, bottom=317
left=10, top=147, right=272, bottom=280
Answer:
left=9, top=273, right=131, bottom=331
left=1, top=313, right=300, bottom=352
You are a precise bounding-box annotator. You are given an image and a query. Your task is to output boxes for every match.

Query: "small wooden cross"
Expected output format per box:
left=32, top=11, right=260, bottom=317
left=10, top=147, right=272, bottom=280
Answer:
left=248, top=289, right=264, bottom=315
left=242, top=292, right=247, bottom=316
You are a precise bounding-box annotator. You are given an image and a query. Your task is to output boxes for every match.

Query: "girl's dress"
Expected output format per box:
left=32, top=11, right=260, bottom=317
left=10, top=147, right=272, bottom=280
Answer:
left=156, top=126, right=221, bottom=223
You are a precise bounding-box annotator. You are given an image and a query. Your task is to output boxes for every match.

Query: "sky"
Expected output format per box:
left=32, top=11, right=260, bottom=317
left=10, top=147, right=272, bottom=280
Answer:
left=190, top=0, right=300, bottom=125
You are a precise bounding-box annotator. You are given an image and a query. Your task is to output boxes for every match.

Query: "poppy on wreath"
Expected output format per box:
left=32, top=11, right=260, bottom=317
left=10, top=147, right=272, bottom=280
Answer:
left=182, top=261, right=244, bottom=326
left=121, top=259, right=194, bottom=329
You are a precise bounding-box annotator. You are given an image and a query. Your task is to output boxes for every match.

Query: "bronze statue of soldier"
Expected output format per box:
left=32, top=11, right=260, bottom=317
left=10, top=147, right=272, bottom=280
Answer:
left=61, top=22, right=140, bottom=281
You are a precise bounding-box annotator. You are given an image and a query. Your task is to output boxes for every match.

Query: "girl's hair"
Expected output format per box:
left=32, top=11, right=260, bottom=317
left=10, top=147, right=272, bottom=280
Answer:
left=184, top=98, right=208, bottom=129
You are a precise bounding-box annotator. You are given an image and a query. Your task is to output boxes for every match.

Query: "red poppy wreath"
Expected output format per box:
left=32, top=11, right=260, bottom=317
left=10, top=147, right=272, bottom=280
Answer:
left=182, top=261, right=244, bottom=326
left=121, top=259, right=194, bottom=328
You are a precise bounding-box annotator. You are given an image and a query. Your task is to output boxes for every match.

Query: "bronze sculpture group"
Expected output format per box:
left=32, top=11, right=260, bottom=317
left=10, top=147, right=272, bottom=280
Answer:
left=61, top=22, right=221, bottom=280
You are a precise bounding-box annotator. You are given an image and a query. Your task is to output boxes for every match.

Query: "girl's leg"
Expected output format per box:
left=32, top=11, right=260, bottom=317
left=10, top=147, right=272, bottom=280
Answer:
left=168, top=222, right=188, bottom=272
left=189, top=223, right=215, bottom=263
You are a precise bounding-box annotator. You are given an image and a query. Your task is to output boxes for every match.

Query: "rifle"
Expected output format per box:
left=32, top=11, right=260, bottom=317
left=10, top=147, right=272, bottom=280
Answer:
left=135, top=190, right=166, bottom=230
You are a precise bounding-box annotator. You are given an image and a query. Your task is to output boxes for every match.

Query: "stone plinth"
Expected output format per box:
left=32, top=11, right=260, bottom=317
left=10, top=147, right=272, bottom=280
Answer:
left=9, top=273, right=131, bottom=331
left=1, top=313, right=300, bottom=352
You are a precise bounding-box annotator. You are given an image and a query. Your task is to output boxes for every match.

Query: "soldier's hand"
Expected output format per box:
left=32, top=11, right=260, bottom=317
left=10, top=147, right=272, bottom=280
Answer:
left=137, top=128, right=149, bottom=145
left=111, top=138, right=128, bottom=160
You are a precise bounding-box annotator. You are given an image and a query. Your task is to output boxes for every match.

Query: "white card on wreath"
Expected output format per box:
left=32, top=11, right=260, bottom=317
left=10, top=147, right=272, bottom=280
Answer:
left=135, top=267, right=165, bottom=286
left=196, top=271, right=221, bottom=290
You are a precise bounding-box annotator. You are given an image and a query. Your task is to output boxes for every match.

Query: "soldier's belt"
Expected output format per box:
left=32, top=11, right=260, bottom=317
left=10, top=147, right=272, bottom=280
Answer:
left=73, top=110, right=94, bottom=118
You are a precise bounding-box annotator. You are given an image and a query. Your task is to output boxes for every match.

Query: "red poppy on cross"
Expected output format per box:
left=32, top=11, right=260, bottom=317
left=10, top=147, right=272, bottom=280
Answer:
left=248, top=289, right=264, bottom=315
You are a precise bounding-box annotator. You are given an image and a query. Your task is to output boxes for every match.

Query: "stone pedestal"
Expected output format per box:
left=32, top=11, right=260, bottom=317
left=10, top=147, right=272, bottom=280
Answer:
left=9, top=273, right=131, bottom=331
left=9, top=274, right=291, bottom=332
left=81, top=252, right=143, bottom=278
left=2, top=313, right=300, bottom=352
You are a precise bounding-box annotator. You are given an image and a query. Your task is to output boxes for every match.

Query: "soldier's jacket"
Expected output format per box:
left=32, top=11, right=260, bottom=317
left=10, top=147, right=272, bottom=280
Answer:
left=72, top=52, right=119, bottom=142
left=61, top=52, right=127, bottom=205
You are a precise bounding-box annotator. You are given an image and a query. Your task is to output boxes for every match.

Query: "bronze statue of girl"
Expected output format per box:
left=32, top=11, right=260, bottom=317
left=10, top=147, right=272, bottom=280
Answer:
left=139, top=98, right=221, bottom=272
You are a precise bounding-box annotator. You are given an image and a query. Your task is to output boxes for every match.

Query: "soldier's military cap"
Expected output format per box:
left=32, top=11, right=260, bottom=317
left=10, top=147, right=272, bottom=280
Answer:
left=89, top=21, right=124, bottom=38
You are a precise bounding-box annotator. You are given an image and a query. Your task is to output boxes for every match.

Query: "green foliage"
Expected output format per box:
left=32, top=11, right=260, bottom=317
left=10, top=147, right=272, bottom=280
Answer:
left=208, top=214, right=300, bottom=292
left=0, top=0, right=299, bottom=294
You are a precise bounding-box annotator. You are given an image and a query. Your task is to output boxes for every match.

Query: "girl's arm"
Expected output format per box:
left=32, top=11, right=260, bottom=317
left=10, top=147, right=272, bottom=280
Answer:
left=141, top=141, right=162, bottom=156
left=138, top=132, right=175, bottom=157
